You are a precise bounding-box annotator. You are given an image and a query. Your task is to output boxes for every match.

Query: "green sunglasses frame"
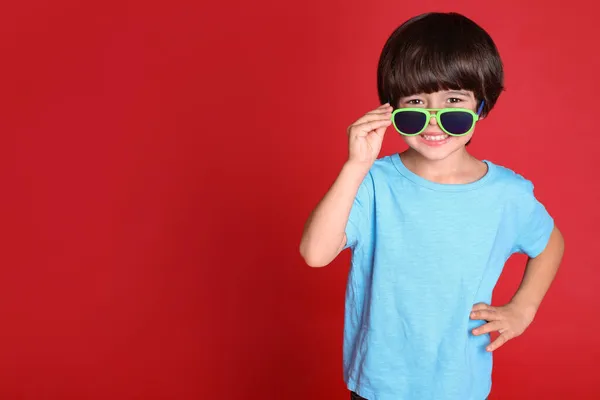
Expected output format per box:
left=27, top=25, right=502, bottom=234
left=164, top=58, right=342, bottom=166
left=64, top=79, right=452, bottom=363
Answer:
left=390, top=107, right=481, bottom=137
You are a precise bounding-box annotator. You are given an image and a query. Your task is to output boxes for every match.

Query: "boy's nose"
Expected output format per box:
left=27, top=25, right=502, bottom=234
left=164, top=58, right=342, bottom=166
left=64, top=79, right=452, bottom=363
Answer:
left=428, top=113, right=438, bottom=126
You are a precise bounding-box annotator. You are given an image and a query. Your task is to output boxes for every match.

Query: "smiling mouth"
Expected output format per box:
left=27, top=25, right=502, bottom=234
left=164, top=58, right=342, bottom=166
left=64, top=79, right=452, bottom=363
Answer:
left=422, top=134, right=449, bottom=142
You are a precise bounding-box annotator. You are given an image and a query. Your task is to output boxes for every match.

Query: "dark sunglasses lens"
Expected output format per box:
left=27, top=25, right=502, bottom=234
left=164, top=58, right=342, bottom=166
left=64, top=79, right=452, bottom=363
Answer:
left=393, top=111, right=427, bottom=134
left=439, top=111, right=474, bottom=135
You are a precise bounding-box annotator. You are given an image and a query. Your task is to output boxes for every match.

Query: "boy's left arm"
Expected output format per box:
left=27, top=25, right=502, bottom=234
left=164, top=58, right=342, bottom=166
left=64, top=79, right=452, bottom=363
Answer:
left=469, top=225, right=565, bottom=352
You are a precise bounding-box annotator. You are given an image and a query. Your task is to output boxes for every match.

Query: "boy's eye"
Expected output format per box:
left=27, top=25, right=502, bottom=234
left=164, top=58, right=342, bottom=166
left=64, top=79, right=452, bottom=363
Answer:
left=406, top=99, right=424, bottom=105
left=447, top=98, right=462, bottom=104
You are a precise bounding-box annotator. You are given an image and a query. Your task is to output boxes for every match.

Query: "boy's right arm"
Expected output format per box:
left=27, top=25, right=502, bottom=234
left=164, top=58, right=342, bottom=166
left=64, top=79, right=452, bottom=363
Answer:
left=299, top=161, right=370, bottom=267
left=299, top=103, right=393, bottom=267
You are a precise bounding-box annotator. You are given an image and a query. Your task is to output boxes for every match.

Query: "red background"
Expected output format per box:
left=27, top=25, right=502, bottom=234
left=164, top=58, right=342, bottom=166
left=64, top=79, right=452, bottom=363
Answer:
left=1, top=0, right=598, bottom=399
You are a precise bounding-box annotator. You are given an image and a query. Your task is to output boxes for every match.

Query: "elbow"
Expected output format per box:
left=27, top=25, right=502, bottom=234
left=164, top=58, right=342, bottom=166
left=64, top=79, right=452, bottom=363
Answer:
left=304, top=256, right=329, bottom=268
left=299, top=243, right=330, bottom=268
left=299, top=250, right=327, bottom=268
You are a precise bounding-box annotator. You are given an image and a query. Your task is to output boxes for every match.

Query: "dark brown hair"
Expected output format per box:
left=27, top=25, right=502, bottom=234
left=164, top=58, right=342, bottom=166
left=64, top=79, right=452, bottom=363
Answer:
left=377, top=12, right=504, bottom=118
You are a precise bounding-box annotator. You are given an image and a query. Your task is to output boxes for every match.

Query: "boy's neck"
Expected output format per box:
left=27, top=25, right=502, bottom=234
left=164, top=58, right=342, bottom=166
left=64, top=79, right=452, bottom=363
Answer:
left=399, top=148, right=487, bottom=185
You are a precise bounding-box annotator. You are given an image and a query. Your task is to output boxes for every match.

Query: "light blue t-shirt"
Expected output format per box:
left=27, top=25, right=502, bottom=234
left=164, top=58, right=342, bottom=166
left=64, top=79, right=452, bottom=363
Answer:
left=343, top=153, right=554, bottom=400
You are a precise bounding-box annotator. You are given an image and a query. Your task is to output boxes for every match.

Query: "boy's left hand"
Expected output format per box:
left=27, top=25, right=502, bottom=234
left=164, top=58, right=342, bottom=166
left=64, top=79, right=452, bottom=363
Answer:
left=470, top=302, right=537, bottom=352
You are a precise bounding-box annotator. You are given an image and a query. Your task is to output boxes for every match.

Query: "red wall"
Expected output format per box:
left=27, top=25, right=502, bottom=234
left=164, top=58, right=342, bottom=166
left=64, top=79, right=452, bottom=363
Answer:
left=1, top=0, right=597, bottom=399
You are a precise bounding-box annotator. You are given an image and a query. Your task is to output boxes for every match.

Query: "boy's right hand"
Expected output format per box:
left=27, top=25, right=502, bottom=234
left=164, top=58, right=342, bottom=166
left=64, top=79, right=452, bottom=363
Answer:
left=347, top=103, right=393, bottom=167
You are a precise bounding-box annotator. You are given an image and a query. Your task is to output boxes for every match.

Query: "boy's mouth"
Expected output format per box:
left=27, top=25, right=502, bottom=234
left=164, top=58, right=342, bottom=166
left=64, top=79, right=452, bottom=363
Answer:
left=422, top=134, right=449, bottom=142
left=419, top=133, right=451, bottom=147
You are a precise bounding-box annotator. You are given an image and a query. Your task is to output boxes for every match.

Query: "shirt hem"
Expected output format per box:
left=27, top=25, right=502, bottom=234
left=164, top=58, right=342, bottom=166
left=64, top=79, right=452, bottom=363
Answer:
left=345, top=376, right=491, bottom=400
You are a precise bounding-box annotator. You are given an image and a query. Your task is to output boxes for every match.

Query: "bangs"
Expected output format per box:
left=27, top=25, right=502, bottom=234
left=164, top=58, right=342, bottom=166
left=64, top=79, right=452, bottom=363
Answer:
left=391, top=42, right=484, bottom=99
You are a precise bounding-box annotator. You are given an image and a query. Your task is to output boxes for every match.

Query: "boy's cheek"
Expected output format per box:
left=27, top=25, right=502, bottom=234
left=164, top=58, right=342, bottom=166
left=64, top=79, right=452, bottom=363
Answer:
left=402, top=136, right=420, bottom=147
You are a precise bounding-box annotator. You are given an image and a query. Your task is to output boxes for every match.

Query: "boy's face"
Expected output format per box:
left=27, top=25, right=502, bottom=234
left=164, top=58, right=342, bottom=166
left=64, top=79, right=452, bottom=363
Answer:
left=396, top=90, right=479, bottom=161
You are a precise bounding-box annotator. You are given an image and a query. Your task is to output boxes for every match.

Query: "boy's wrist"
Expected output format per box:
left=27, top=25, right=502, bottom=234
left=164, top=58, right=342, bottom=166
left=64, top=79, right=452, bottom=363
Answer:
left=343, top=160, right=372, bottom=177
left=508, top=298, right=539, bottom=318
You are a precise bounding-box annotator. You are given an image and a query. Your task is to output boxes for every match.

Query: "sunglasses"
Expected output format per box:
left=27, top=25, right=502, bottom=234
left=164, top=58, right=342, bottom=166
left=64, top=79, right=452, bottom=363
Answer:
left=390, top=101, right=485, bottom=137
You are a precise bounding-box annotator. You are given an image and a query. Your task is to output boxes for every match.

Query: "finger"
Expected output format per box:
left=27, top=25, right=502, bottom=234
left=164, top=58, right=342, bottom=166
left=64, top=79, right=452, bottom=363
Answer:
left=352, top=119, right=392, bottom=137
left=366, top=108, right=393, bottom=116
left=362, top=104, right=390, bottom=116
left=472, top=321, right=503, bottom=336
left=470, top=309, right=500, bottom=321
left=365, top=104, right=393, bottom=116
left=354, top=111, right=392, bottom=126
left=487, top=333, right=510, bottom=352
left=471, top=303, right=490, bottom=311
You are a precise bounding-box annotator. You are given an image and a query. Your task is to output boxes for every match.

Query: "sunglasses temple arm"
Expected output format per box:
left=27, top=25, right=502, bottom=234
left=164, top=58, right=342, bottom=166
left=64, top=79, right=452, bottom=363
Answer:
left=477, top=100, right=485, bottom=116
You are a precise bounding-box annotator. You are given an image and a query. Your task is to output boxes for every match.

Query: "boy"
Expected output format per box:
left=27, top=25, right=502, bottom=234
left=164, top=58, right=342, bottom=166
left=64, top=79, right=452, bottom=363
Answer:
left=299, top=12, right=564, bottom=400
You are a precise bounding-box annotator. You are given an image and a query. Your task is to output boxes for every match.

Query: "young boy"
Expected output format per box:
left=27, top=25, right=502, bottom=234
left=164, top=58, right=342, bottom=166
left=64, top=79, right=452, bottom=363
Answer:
left=299, top=12, right=564, bottom=400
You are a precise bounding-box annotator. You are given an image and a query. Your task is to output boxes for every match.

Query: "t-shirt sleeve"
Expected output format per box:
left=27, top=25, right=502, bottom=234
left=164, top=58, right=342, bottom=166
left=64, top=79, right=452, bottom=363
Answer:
left=512, top=180, right=555, bottom=258
left=343, top=171, right=374, bottom=251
